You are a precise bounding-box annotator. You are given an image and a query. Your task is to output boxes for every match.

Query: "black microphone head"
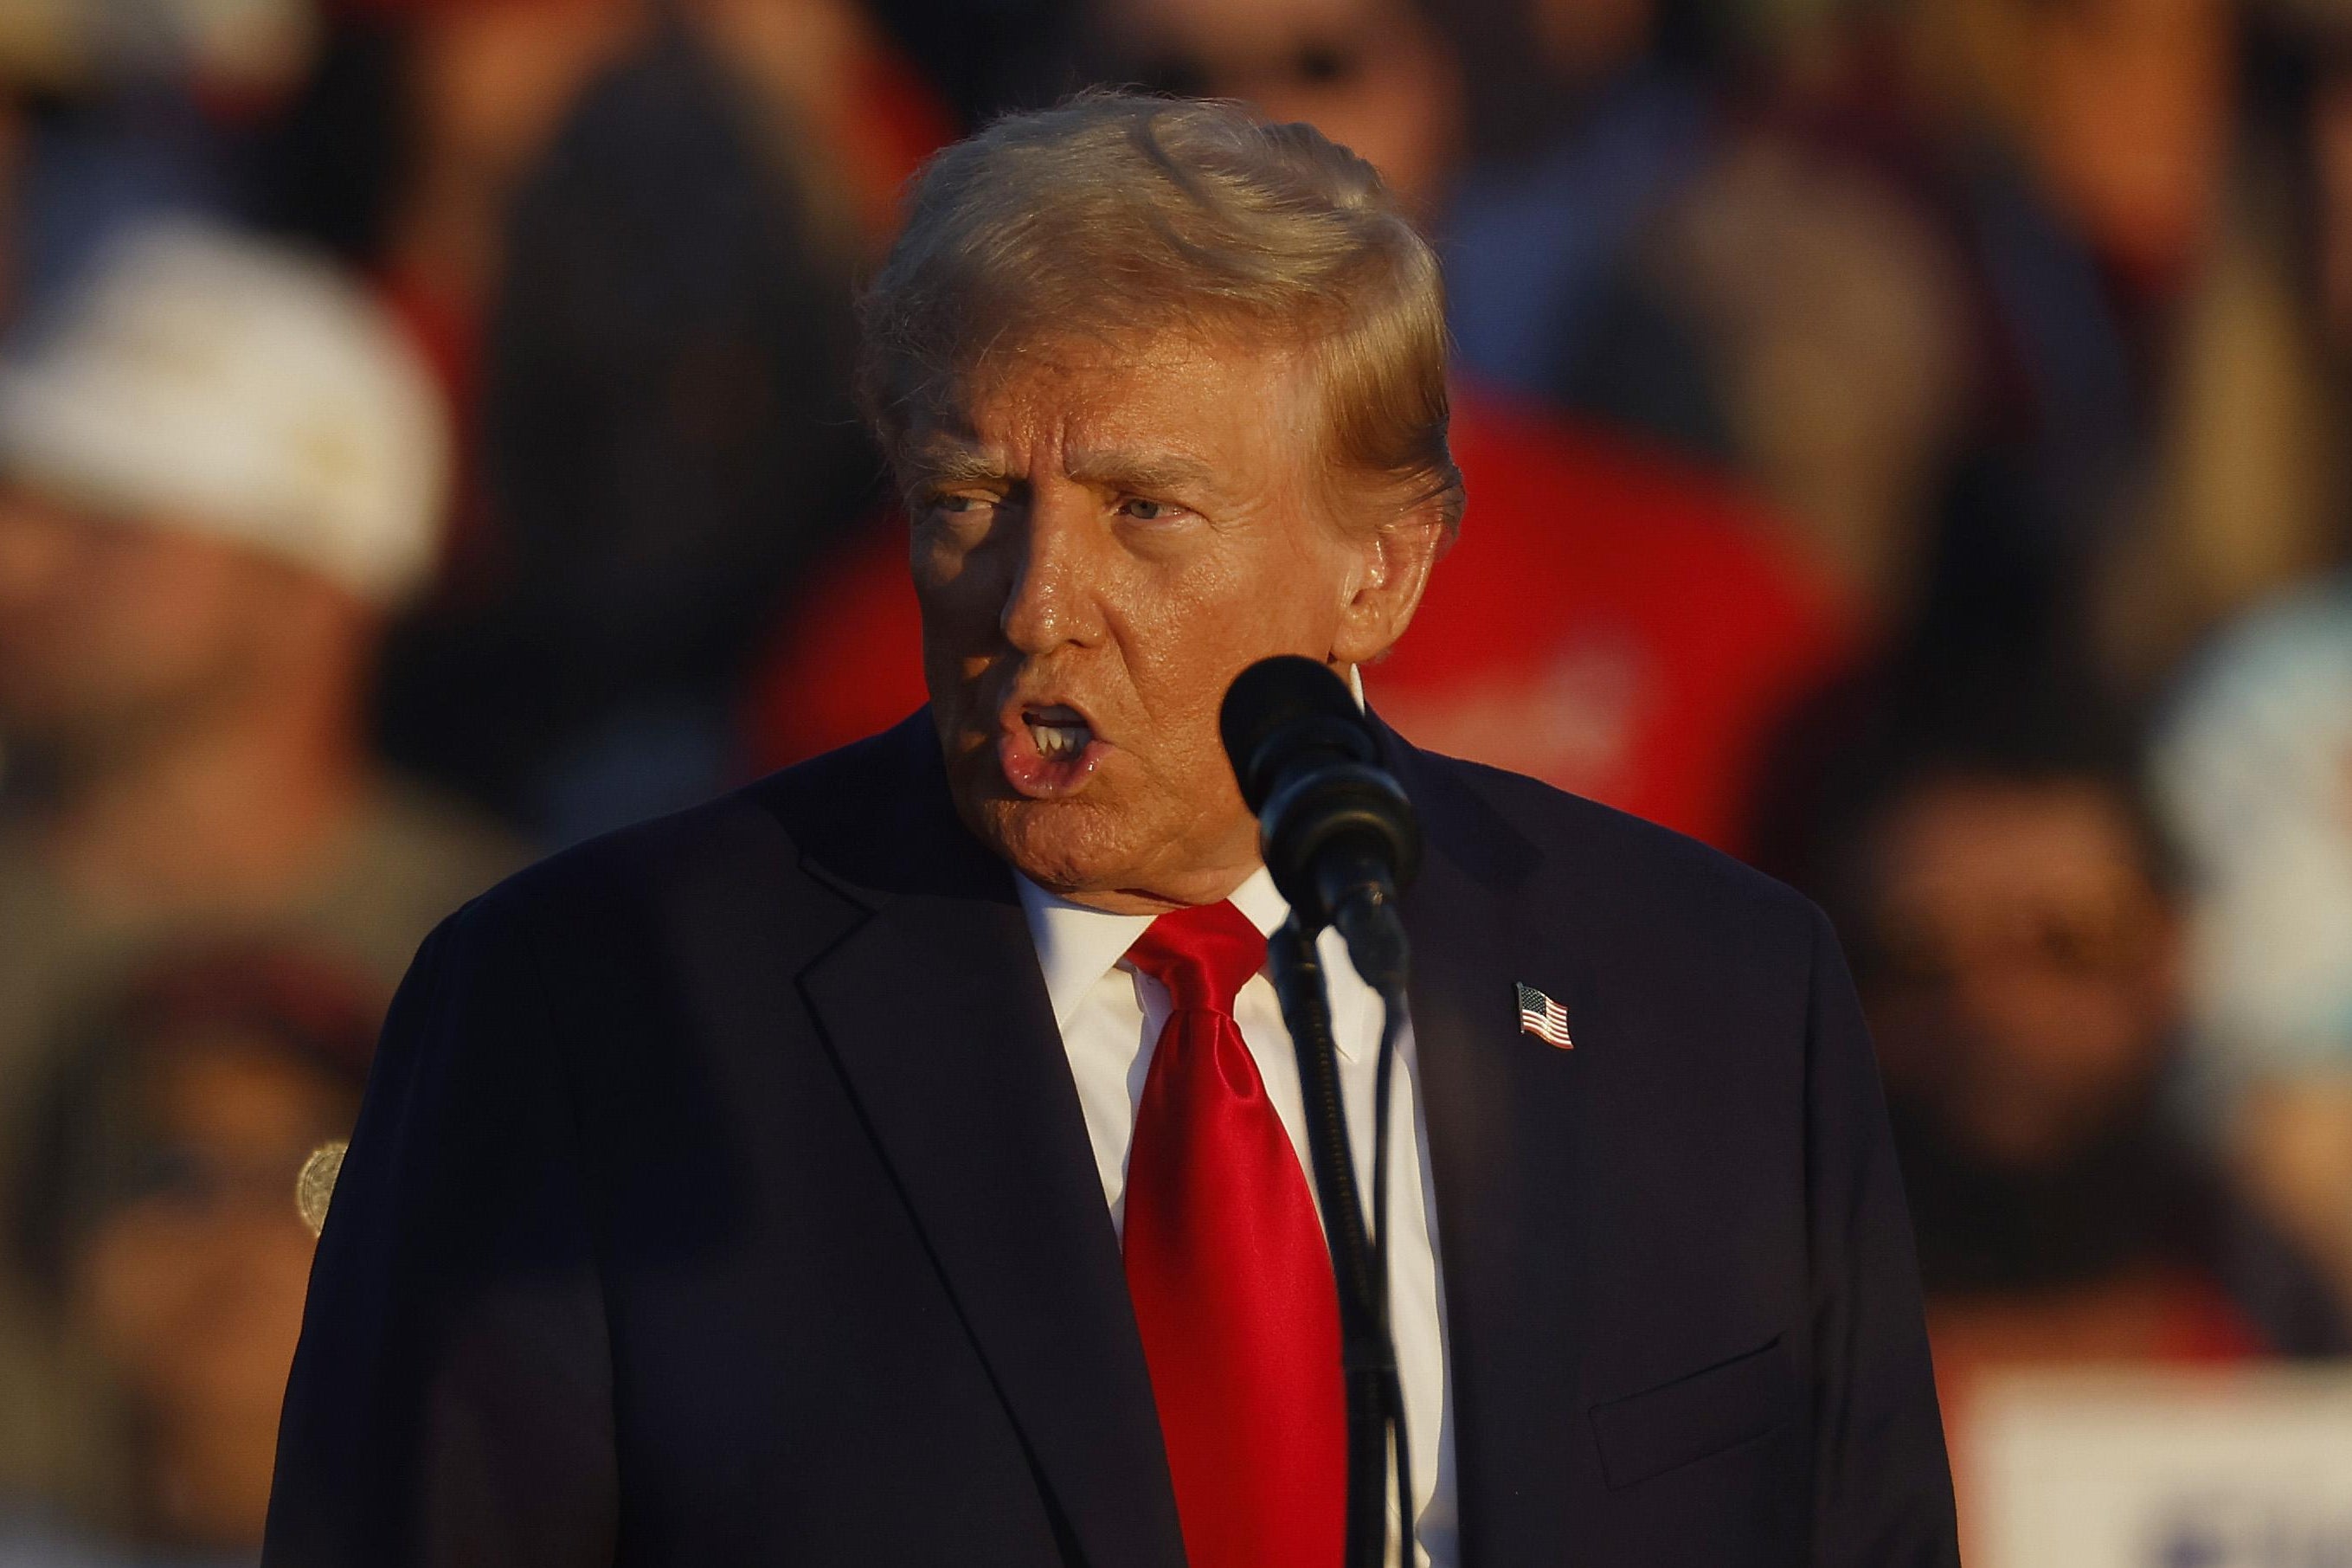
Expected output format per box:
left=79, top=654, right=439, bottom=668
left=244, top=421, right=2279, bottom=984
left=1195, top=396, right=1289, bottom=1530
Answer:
left=1218, top=656, right=1373, bottom=813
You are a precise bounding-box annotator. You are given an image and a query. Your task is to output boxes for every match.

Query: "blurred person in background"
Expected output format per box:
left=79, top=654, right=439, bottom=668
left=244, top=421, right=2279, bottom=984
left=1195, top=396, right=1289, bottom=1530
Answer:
left=1553, top=84, right=1976, bottom=620
left=1555, top=0, right=2349, bottom=680
left=1915, top=0, right=2342, bottom=680
left=2120, top=0, right=2352, bottom=1346
left=0, top=0, right=318, bottom=325
left=270, top=0, right=955, bottom=408
left=1436, top=0, right=1728, bottom=443
left=852, top=0, right=1083, bottom=130
left=3, top=946, right=377, bottom=1564
left=0, top=219, right=522, bottom=1504
left=749, top=0, right=1859, bottom=857
left=364, top=0, right=935, bottom=841
left=1804, top=673, right=2349, bottom=1546
left=2153, top=571, right=2352, bottom=1324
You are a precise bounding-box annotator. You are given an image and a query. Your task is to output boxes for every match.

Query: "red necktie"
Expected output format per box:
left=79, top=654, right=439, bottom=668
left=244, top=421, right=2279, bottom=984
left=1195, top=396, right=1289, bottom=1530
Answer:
left=1121, top=900, right=1346, bottom=1568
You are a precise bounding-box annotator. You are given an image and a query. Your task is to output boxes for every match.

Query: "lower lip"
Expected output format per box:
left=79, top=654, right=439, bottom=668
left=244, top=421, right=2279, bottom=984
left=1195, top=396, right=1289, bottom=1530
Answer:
left=997, top=725, right=1108, bottom=800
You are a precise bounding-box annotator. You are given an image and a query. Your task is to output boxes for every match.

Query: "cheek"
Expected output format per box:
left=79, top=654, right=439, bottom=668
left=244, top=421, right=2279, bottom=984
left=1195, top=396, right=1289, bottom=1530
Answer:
left=1124, top=523, right=1348, bottom=659
left=189, top=1224, right=319, bottom=1401
left=912, top=520, right=1019, bottom=637
left=1107, top=546, right=1340, bottom=787
left=92, top=549, right=257, bottom=674
left=74, top=1215, right=188, bottom=1371
left=2026, top=983, right=2160, bottom=1081
left=909, top=514, right=968, bottom=592
left=74, top=1212, right=320, bottom=1404
left=911, top=524, right=1003, bottom=697
left=1107, top=562, right=1243, bottom=723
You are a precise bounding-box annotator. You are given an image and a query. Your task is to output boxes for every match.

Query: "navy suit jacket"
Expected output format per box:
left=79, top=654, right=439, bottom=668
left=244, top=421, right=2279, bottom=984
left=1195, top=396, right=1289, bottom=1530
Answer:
left=264, top=710, right=1958, bottom=1565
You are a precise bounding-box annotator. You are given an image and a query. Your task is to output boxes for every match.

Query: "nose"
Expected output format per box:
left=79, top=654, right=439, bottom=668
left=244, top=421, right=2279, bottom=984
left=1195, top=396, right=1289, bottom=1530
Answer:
left=999, top=483, right=1105, bottom=656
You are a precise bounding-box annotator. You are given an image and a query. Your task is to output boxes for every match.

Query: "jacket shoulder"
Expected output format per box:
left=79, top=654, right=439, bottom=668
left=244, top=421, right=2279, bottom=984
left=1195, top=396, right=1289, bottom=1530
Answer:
left=449, top=717, right=932, bottom=954
left=1412, top=745, right=1827, bottom=960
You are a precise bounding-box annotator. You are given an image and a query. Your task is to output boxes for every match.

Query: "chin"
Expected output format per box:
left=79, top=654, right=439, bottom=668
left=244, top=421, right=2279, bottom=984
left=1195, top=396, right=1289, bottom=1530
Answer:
left=968, top=795, right=1138, bottom=896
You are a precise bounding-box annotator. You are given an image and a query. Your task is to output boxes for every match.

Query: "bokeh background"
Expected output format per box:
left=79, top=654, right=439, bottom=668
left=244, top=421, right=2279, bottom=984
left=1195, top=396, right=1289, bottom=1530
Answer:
left=0, top=0, right=2349, bottom=1561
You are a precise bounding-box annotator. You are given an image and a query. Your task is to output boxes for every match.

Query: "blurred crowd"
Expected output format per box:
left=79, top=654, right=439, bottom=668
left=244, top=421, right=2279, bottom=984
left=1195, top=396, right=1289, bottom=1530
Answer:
left=0, top=0, right=2348, bottom=1559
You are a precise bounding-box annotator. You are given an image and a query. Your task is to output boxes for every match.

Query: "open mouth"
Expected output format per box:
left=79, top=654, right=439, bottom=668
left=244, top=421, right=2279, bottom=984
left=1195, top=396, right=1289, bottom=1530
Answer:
left=1026, top=705, right=1092, bottom=760
left=998, top=702, right=1107, bottom=799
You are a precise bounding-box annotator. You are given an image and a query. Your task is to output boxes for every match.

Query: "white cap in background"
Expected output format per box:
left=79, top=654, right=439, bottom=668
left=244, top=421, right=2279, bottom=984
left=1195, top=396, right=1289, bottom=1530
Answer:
left=0, top=217, right=450, bottom=606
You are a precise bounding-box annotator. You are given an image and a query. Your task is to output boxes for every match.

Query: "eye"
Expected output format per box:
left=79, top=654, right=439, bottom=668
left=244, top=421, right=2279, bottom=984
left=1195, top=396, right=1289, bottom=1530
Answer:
left=923, top=492, right=994, bottom=521
left=1118, top=497, right=1183, bottom=522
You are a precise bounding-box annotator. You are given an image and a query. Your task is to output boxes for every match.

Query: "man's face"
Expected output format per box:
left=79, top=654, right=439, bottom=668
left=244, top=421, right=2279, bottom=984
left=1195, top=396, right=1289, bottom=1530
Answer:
left=1859, top=777, right=2180, bottom=1169
left=74, top=1030, right=357, bottom=1545
left=0, top=490, right=283, bottom=766
left=904, top=331, right=1436, bottom=913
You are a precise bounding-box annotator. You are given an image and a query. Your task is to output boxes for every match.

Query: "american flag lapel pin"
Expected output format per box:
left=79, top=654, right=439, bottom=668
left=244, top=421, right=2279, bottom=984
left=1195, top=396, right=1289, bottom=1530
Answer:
left=1515, top=981, right=1573, bottom=1049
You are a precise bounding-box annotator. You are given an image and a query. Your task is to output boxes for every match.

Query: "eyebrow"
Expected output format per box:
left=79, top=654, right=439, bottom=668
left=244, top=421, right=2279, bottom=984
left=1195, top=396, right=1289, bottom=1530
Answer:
left=1064, top=447, right=1222, bottom=499
left=898, top=443, right=1012, bottom=492
left=897, top=441, right=1225, bottom=502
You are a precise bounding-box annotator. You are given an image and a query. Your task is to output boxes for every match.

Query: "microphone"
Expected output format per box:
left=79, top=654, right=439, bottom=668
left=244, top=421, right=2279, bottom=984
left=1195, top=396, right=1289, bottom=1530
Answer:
left=1218, top=656, right=1419, bottom=996
left=1222, top=655, right=1420, bottom=1568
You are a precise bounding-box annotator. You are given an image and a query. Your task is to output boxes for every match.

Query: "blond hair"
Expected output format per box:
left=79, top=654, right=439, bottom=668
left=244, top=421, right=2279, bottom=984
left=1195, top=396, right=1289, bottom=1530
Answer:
left=857, top=90, right=1464, bottom=532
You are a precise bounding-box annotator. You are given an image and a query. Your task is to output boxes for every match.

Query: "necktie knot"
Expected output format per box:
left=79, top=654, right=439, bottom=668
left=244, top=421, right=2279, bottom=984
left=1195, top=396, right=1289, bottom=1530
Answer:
left=1124, top=899, right=1267, bottom=1015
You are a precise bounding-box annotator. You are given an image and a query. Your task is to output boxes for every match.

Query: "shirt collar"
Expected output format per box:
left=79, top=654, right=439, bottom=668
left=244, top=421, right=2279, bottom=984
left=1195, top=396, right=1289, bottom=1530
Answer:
left=1015, top=864, right=1291, bottom=1031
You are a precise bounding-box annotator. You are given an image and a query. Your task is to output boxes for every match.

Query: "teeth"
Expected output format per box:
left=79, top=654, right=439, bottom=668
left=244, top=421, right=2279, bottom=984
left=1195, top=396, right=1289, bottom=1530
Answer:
left=1028, top=721, right=1089, bottom=761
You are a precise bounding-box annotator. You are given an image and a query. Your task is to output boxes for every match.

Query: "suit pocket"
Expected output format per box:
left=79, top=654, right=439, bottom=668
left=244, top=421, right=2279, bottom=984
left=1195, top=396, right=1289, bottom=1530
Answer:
left=1589, top=1334, right=1796, bottom=1491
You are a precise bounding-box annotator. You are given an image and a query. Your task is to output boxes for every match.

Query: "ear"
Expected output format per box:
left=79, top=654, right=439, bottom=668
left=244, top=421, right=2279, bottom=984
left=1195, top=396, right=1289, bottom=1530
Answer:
left=1329, top=500, right=1448, bottom=667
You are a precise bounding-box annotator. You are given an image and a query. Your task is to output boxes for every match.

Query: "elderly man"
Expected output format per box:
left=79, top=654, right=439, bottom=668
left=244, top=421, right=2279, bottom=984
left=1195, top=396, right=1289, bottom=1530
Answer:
left=266, top=95, right=1956, bottom=1567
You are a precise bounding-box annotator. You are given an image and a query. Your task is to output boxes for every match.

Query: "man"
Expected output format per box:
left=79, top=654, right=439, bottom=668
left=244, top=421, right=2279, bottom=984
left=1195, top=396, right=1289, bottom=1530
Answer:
left=8, top=945, right=382, bottom=1559
left=267, top=94, right=1956, bottom=1565
left=0, top=219, right=524, bottom=1507
left=0, top=220, right=524, bottom=1055
left=1812, top=680, right=2346, bottom=1550
left=370, top=5, right=890, bottom=841
left=749, top=0, right=1857, bottom=858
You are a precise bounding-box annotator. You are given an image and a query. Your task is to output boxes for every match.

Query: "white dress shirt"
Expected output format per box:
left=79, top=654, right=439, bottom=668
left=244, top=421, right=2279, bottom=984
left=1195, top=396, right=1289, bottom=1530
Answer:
left=1016, top=866, right=1459, bottom=1567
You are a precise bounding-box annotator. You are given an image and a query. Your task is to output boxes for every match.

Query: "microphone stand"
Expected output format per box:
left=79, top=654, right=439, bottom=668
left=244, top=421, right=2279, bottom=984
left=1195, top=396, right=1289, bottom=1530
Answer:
left=1266, top=919, right=1411, bottom=1568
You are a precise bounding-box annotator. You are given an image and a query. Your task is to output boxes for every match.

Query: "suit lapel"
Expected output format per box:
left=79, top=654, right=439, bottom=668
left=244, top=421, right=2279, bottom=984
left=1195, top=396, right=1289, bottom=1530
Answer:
left=1382, top=722, right=1597, bottom=1565
left=791, top=720, right=1185, bottom=1568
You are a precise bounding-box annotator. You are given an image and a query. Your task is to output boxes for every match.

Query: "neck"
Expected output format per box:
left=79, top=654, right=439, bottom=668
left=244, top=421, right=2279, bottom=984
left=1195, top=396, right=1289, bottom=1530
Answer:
left=32, top=679, right=370, bottom=921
